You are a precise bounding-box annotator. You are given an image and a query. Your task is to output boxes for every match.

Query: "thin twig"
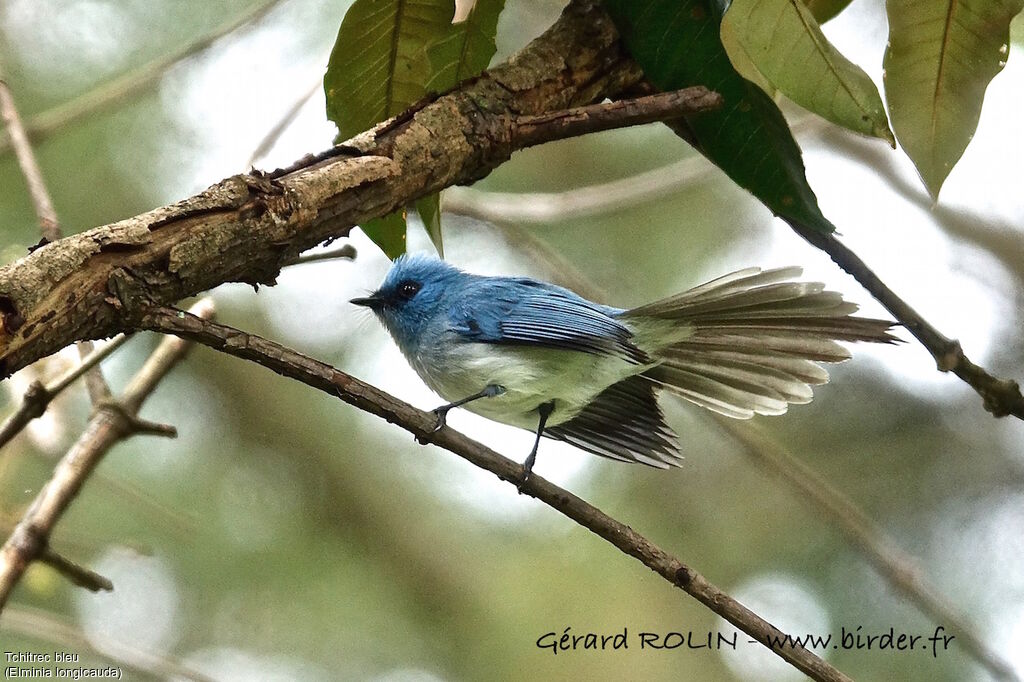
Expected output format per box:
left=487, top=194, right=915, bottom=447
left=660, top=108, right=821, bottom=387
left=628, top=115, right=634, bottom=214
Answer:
left=0, top=299, right=215, bottom=610
left=0, top=79, right=59, bottom=242
left=0, top=335, right=130, bottom=451
left=4, top=605, right=217, bottom=681
left=284, top=244, right=358, bottom=267
left=0, top=67, right=111, bottom=404
left=820, top=128, right=1024, bottom=289
left=37, top=547, right=113, bottom=592
left=444, top=117, right=822, bottom=224
left=790, top=221, right=1024, bottom=419
left=134, top=306, right=852, bottom=682
left=246, top=80, right=321, bottom=170
left=0, top=0, right=287, bottom=156
left=487, top=220, right=1018, bottom=681
left=512, top=86, right=721, bottom=148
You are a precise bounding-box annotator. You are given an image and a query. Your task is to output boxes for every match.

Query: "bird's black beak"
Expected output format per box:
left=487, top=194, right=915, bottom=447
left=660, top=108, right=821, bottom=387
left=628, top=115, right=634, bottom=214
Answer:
left=350, top=294, right=383, bottom=309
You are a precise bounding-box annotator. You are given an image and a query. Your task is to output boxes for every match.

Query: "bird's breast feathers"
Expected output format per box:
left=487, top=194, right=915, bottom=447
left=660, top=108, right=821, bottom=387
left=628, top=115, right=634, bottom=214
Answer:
left=410, top=338, right=645, bottom=430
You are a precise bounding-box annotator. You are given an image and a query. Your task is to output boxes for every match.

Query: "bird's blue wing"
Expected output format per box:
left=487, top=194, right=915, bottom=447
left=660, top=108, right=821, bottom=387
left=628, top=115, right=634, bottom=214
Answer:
left=451, top=278, right=648, bottom=363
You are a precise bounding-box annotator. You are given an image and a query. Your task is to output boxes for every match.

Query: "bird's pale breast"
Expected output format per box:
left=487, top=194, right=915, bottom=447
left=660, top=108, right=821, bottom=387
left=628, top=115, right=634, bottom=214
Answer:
left=410, top=338, right=645, bottom=430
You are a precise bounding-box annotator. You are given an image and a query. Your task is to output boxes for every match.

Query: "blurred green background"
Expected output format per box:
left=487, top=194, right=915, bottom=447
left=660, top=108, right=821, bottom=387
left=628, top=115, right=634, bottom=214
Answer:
left=2, top=1, right=1023, bottom=680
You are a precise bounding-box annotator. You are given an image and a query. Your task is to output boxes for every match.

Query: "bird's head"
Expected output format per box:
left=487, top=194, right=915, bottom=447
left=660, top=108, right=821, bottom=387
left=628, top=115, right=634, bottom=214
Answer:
left=351, top=253, right=464, bottom=352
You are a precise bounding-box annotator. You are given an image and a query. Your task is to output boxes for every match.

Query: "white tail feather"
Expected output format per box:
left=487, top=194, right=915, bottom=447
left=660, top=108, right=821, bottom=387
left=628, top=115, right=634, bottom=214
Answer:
left=625, top=267, right=898, bottom=418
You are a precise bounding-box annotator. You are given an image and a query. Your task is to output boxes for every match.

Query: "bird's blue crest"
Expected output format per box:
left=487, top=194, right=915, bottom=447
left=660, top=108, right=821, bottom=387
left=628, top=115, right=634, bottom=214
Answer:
left=362, top=254, right=468, bottom=355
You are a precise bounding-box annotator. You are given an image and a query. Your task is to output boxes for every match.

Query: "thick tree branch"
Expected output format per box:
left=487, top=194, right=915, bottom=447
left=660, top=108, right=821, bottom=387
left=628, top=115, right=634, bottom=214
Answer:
left=0, top=0, right=643, bottom=378
left=134, top=305, right=852, bottom=682
left=0, top=300, right=214, bottom=610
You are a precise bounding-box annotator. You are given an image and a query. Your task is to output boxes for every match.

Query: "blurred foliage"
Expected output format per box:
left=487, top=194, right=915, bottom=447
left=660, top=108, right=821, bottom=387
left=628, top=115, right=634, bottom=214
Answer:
left=1, top=1, right=1023, bottom=681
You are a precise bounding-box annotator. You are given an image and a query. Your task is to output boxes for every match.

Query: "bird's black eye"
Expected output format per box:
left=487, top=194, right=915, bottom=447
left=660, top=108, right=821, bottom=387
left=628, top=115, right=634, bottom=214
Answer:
left=397, top=280, right=421, bottom=300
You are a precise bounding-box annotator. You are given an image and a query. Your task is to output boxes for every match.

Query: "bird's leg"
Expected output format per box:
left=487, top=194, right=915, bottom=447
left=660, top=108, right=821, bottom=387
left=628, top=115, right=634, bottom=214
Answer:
left=518, top=400, right=555, bottom=491
left=429, top=384, right=505, bottom=432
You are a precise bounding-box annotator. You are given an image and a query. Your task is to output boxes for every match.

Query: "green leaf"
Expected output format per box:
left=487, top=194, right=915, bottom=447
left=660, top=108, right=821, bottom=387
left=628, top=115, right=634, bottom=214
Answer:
left=721, top=0, right=894, bottom=145
left=324, top=0, right=505, bottom=258
left=603, top=0, right=836, bottom=234
left=802, top=0, right=852, bottom=23
left=416, top=194, right=444, bottom=256
left=419, top=0, right=504, bottom=257
left=884, top=0, right=1023, bottom=198
left=362, top=212, right=408, bottom=260
left=324, top=0, right=457, bottom=140
left=425, top=0, right=505, bottom=91
left=324, top=0, right=457, bottom=258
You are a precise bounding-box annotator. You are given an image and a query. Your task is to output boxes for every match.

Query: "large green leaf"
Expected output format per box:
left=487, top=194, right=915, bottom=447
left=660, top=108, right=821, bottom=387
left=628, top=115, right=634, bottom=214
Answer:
left=425, top=0, right=505, bottom=91
left=721, top=0, right=894, bottom=144
left=884, top=0, right=1024, bottom=198
left=324, top=0, right=503, bottom=258
left=325, top=0, right=455, bottom=140
left=418, top=0, right=504, bottom=257
left=324, top=0, right=454, bottom=258
left=604, top=0, right=836, bottom=234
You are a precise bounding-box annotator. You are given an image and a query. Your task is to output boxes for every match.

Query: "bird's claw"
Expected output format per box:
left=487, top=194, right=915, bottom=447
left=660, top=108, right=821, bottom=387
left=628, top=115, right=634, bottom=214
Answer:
left=416, top=406, right=449, bottom=444
left=515, top=468, right=532, bottom=494
left=430, top=406, right=449, bottom=432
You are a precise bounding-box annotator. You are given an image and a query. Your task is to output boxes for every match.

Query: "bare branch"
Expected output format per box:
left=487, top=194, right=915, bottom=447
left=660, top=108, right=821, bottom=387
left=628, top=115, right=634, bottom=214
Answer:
left=284, top=244, right=358, bottom=267
left=37, top=548, right=113, bottom=593
left=0, top=78, right=60, bottom=241
left=445, top=116, right=823, bottom=224
left=511, top=86, right=721, bottom=147
left=715, top=417, right=1021, bottom=682
left=0, top=299, right=215, bottom=609
left=0, top=335, right=129, bottom=451
left=246, top=80, right=321, bottom=169
left=791, top=221, right=1024, bottom=419
left=134, top=305, right=852, bottom=682
left=0, top=0, right=288, bottom=157
left=820, top=127, right=1024, bottom=289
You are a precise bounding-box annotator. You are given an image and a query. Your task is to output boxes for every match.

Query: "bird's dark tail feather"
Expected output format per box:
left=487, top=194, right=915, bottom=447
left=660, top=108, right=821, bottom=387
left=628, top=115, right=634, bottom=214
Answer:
left=623, top=267, right=899, bottom=419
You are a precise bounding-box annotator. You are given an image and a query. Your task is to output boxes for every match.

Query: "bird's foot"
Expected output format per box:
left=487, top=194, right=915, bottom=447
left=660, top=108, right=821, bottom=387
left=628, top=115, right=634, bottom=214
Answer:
left=415, top=406, right=450, bottom=444
left=515, top=452, right=537, bottom=494
left=429, top=405, right=450, bottom=433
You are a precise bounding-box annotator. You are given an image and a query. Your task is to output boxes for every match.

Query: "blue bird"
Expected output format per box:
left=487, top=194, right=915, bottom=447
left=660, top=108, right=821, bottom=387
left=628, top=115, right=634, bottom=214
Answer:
left=352, top=254, right=896, bottom=482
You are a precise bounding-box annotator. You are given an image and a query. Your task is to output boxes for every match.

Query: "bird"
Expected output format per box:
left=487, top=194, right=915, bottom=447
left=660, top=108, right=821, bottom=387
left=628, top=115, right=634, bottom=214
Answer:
left=351, top=254, right=897, bottom=483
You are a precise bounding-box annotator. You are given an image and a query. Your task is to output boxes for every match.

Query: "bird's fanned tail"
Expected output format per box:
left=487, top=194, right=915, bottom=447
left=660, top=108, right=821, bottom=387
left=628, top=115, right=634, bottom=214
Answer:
left=624, top=267, right=899, bottom=420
